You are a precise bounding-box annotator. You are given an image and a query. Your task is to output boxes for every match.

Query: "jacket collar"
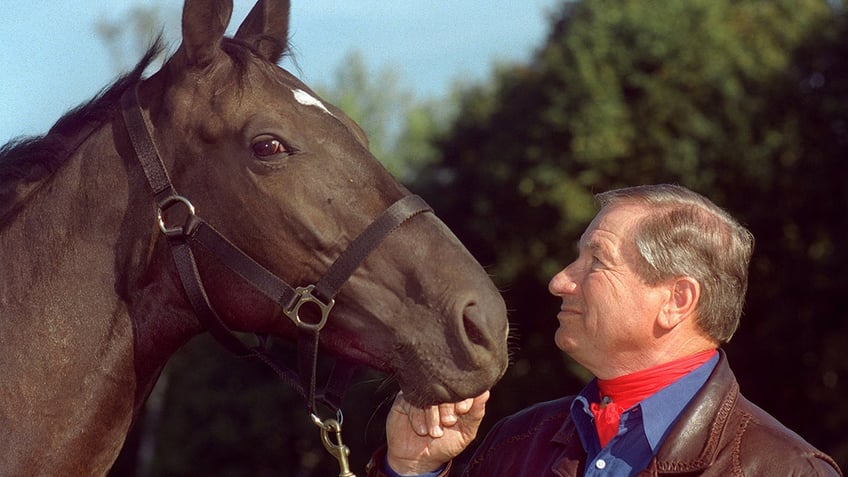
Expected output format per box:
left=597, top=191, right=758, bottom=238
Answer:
left=549, top=350, right=738, bottom=475
left=651, top=349, right=738, bottom=473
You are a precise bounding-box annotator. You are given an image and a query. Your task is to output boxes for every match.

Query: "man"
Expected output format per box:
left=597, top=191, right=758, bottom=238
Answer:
left=366, top=184, right=843, bottom=476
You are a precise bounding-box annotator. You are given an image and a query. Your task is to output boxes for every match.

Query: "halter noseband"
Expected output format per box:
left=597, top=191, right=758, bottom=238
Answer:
left=119, top=86, right=432, bottom=420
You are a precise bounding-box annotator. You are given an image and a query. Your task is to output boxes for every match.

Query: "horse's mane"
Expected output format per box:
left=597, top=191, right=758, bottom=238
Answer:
left=0, top=36, right=295, bottom=223
left=0, top=40, right=164, bottom=220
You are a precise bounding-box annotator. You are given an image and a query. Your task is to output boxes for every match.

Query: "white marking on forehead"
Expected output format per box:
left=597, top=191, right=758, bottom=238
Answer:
left=292, top=88, right=333, bottom=116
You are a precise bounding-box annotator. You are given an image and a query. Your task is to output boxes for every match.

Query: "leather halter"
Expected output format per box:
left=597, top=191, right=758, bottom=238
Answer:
left=119, top=86, right=432, bottom=416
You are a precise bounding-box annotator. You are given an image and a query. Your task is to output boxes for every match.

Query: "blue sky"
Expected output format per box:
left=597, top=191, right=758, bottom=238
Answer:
left=0, top=1, right=561, bottom=144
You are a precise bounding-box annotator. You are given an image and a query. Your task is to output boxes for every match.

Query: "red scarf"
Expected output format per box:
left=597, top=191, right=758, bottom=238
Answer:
left=590, top=349, right=717, bottom=448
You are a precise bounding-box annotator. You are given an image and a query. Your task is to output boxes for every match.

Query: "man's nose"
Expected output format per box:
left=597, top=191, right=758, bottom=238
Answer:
left=548, top=262, right=578, bottom=296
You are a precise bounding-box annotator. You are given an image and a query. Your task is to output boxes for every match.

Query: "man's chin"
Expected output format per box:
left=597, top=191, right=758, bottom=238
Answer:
left=554, top=330, right=578, bottom=354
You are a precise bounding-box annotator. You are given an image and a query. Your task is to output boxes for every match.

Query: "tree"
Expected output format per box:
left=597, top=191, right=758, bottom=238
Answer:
left=101, top=0, right=848, bottom=473
left=94, top=4, right=178, bottom=74
left=316, top=51, right=451, bottom=183
left=411, top=0, right=847, bottom=470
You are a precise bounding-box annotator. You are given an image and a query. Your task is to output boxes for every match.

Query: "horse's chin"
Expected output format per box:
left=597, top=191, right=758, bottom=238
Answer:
left=397, top=381, right=458, bottom=408
left=396, top=369, right=502, bottom=407
left=392, top=347, right=506, bottom=408
left=320, top=334, right=502, bottom=407
left=403, top=384, right=451, bottom=407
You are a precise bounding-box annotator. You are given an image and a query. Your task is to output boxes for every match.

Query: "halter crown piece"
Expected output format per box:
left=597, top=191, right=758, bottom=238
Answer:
left=120, top=86, right=432, bottom=477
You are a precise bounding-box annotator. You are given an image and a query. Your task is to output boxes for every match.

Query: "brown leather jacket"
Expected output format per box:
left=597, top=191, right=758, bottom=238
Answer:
left=367, top=351, right=842, bottom=476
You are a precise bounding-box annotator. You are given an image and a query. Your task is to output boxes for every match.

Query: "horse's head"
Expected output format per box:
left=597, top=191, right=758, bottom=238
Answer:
left=134, top=0, right=508, bottom=406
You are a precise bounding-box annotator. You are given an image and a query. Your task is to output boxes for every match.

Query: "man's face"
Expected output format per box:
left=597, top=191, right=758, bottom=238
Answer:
left=548, top=203, right=669, bottom=377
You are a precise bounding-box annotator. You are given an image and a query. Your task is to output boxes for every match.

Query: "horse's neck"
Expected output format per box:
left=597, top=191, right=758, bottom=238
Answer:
left=0, top=121, right=194, bottom=475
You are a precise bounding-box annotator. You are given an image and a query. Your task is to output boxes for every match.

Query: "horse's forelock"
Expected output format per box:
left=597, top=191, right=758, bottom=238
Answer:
left=220, top=36, right=297, bottom=76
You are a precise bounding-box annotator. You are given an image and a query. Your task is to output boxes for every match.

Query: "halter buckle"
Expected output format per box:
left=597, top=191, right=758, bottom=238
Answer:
left=284, top=284, right=335, bottom=332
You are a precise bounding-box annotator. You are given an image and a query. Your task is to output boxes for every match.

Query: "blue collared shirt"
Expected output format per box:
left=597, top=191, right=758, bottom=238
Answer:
left=570, top=353, right=719, bottom=476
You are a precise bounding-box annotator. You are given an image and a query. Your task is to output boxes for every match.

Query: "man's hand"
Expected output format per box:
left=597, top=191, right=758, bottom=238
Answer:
left=385, top=391, right=490, bottom=475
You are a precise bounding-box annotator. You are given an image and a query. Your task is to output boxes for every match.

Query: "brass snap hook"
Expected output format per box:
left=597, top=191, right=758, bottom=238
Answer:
left=311, top=413, right=355, bottom=477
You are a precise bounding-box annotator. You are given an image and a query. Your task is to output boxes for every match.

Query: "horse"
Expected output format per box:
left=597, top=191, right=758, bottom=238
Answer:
left=0, top=0, right=509, bottom=474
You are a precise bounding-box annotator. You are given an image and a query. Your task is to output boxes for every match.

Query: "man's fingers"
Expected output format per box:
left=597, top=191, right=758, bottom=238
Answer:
left=454, top=397, right=475, bottom=415
left=393, top=392, right=428, bottom=436
left=394, top=390, right=491, bottom=437
left=425, top=405, right=444, bottom=437
left=439, top=403, right=458, bottom=426
left=467, top=390, right=491, bottom=419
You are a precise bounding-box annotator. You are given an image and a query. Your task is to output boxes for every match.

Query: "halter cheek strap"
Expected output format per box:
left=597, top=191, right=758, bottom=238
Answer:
left=119, top=85, right=432, bottom=417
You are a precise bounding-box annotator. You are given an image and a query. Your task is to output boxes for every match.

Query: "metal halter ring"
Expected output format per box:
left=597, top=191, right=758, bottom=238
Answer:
left=157, top=196, right=196, bottom=235
left=284, top=284, right=335, bottom=332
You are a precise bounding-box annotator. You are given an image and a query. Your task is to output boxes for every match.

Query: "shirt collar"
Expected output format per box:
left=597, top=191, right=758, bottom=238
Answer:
left=568, top=353, right=719, bottom=452
left=640, top=353, right=718, bottom=450
left=570, top=379, right=601, bottom=453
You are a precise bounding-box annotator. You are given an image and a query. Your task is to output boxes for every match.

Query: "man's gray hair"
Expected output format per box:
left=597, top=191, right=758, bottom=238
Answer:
left=595, top=184, right=754, bottom=343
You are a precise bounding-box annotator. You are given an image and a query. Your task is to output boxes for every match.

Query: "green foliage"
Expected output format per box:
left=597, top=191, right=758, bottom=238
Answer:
left=316, top=51, right=451, bottom=182
left=110, top=0, right=848, bottom=473
left=413, top=0, right=847, bottom=470
left=94, top=4, right=179, bottom=73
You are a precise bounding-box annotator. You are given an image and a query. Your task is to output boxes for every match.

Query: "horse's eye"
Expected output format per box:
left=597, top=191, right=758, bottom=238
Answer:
left=251, top=137, right=292, bottom=158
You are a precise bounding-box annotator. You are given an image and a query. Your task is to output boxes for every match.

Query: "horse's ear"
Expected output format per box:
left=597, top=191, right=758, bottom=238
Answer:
left=234, top=0, right=291, bottom=63
left=179, top=0, right=233, bottom=67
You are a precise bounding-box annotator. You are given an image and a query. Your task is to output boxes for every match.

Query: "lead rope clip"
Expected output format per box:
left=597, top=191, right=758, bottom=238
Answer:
left=311, top=413, right=356, bottom=477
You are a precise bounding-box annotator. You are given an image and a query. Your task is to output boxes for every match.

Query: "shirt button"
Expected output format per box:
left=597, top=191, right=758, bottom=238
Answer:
left=595, top=459, right=607, bottom=470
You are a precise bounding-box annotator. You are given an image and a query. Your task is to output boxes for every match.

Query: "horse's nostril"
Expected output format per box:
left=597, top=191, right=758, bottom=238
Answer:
left=462, top=302, right=490, bottom=349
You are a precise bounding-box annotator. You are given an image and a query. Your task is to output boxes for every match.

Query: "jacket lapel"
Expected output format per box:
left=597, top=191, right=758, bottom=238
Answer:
left=646, top=350, right=738, bottom=474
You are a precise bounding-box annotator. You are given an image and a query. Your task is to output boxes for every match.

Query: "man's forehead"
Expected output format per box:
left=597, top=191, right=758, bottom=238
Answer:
left=577, top=232, right=613, bottom=255
left=578, top=204, right=646, bottom=252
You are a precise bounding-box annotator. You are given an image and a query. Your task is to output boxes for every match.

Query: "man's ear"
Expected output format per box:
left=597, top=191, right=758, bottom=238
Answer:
left=657, top=276, right=700, bottom=331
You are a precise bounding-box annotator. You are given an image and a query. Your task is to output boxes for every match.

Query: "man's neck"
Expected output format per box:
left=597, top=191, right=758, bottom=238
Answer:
left=594, top=338, right=717, bottom=379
